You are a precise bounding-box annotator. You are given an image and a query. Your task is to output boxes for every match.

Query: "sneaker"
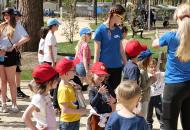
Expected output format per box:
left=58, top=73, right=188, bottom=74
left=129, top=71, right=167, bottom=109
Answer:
left=6, top=96, right=11, bottom=102
left=1, top=104, right=8, bottom=113
left=17, top=90, right=30, bottom=99
left=11, top=104, right=19, bottom=113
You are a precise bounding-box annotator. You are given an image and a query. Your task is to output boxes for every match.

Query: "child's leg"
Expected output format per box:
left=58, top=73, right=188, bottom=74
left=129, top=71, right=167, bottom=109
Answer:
left=59, top=120, right=80, bottom=130
left=155, top=95, right=164, bottom=129
left=146, top=97, right=154, bottom=130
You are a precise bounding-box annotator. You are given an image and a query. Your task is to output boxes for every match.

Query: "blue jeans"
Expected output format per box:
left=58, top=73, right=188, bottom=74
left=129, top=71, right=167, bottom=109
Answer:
left=76, top=62, right=86, bottom=77
left=59, top=120, right=80, bottom=130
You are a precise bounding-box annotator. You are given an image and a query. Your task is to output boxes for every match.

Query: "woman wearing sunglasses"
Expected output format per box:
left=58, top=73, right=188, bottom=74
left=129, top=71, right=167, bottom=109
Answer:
left=0, top=7, right=30, bottom=113
left=93, top=4, right=127, bottom=99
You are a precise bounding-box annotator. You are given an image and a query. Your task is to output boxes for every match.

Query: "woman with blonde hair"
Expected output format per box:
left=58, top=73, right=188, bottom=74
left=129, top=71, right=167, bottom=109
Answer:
left=0, top=7, right=30, bottom=113
left=152, top=3, right=190, bottom=130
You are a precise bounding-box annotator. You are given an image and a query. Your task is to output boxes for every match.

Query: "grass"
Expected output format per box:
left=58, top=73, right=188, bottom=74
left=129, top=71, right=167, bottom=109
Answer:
left=21, top=70, right=32, bottom=80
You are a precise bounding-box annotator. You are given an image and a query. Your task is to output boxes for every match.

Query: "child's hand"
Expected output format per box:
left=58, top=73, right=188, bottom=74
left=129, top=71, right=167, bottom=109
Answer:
left=79, top=108, right=88, bottom=115
left=98, top=85, right=108, bottom=94
left=107, top=96, right=116, bottom=106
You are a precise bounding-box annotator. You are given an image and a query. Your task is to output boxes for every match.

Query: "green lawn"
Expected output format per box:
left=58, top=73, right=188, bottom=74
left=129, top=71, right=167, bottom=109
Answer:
left=21, top=70, right=32, bottom=80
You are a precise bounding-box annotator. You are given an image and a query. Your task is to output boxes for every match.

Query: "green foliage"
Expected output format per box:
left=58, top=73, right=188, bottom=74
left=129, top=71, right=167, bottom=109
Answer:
left=21, top=70, right=32, bottom=80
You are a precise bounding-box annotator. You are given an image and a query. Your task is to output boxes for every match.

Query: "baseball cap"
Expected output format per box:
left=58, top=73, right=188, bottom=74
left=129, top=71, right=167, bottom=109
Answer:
left=2, top=7, right=14, bottom=15
left=125, top=40, right=147, bottom=58
left=79, top=27, right=93, bottom=36
left=32, top=63, right=58, bottom=84
left=90, top=62, right=108, bottom=75
left=55, top=58, right=80, bottom=75
left=137, top=49, right=153, bottom=61
left=47, top=18, right=61, bottom=27
left=14, top=10, right=22, bottom=16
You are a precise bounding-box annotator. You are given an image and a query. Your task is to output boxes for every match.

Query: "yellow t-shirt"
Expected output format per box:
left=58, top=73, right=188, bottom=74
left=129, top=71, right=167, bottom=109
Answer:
left=57, top=81, right=80, bottom=122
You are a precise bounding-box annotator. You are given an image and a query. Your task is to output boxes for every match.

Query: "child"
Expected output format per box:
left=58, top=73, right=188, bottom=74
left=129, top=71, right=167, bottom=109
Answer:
left=22, top=63, right=59, bottom=130
left=38, top=26, right=49, bottom=64
left=43, top=18, right=60, bottom=67
left=105, top=80, right=148, bottom=130
left=123, top=40, right=147, bottom=83
left=147, top=58, right=164, bottom=130
left=75, top=27, right=92, bottom=85
left=137, top=49, right=155, bottom=118
left=55, top=58, right=88, bottom=130
left=121, top=26, right=128, bottom=50
left=88, top=62, right=116, bottom=130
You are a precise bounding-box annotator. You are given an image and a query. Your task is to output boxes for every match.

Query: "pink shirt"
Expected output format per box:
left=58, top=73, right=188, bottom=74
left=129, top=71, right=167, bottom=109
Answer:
left=75, top=42, right=91, bottom=64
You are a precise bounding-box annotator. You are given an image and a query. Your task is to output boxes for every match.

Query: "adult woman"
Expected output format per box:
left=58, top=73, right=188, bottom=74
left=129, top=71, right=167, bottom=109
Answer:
left=0, top=7, right=30, bottom=113
left=93, top=4, right=127, bottom=98
left=152, top=3, right=190, bottom=130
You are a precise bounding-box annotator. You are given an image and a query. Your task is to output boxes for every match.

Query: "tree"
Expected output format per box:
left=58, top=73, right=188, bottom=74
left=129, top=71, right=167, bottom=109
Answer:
left=19, top=0, right=43, bottom=51
left=62, top=0, right=79, bottom=43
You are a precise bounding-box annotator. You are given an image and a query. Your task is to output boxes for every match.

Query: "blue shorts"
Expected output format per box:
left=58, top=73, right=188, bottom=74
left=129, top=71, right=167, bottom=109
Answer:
left=59, top=120, right=80, bottom=130
left=76, top=62, right=86, bottom=77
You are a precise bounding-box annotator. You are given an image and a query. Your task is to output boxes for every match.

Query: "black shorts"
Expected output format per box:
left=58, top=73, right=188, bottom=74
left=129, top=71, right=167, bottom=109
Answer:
left=0, top=49, right=17, bottom=67
left=16, top=65, right=22, bottom=72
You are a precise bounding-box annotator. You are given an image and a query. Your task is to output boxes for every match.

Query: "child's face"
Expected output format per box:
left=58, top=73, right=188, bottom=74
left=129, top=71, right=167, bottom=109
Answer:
left=148, top=64, right=157, bottom=74
left=67, top=67, right=75, bottom=80
left=85, top=33, right=91, bottom=41
left=122, top=32, right=127, bottom=39
left=93, top=74, right=106, bottom=85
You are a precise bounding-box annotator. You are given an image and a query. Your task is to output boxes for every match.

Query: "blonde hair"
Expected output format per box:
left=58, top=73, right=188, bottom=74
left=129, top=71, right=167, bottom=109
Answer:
left=75, top=34, right=87, bottom=55
left=116, top=81, right=141, bottom=103
left=138, top=56, right=151, bottom=70
left=174, top=3, right=190, bottom=62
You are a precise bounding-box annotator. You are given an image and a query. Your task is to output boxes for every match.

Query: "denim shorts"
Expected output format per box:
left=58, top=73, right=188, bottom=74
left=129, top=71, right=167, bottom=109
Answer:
left=59, top=120, right=80, bottom=130
left=76, top=62, right=86, bottom=77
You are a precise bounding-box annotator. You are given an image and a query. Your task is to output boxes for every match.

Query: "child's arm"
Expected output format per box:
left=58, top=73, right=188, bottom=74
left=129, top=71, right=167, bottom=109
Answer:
left=120, top=41, right=127, bottom=64
left=60, top=102, right=87, bottom=115
left=82, top=47, right=89, bottom=75
left=22, top=104, right=45, bottom=130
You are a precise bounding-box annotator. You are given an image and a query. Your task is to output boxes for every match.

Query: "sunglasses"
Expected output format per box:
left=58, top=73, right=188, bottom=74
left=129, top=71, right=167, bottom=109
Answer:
left=115, top=14, right=124, bottom=21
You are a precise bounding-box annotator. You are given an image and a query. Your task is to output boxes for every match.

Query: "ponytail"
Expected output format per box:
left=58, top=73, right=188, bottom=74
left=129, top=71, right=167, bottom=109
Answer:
left=174, top=3, right=190, bottom=61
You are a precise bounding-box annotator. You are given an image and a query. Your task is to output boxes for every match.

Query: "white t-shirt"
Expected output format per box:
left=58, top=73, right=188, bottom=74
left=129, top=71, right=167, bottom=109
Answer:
left=38, top=38, right=45, bottom=63
left=149, top=72, right=165, bottom=96
left=43, top=31, right=57, bottom=63
left=31, top=94, right=57, bottom=129
left=0, top=22, right=28, bottom=49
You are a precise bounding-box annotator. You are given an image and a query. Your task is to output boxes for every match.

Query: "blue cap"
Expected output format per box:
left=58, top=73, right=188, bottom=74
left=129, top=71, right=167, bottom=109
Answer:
left=137, top=49, right=153, bottom=61
left=47, top=18, right=60, bottom=27
left=79, top=27, right=93, bottom=36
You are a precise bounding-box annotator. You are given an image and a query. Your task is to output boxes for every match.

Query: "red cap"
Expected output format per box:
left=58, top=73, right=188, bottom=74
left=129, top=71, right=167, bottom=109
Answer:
left=55, top=58, right=80, bottom=75
left=90, top=62, right=108, bottom=75
left=32, top=63, right=58, bottom=84
left=125, top=40, right=147, bottom=58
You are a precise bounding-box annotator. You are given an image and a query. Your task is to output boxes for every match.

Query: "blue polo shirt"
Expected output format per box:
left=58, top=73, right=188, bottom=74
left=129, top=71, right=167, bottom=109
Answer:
left=105, top=112, right=148, bottom=130
left=94, top=24, right=123, bottom=68
left=123, top=60, right=140, bottom=83
left=159, top=32, right=190, bottom=83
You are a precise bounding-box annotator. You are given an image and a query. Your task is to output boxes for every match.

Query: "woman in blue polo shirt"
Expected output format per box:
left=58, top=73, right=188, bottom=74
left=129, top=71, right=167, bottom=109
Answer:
left=93, top=4, right=127, bottom=98
left=152, top=3, right=190, bottom=130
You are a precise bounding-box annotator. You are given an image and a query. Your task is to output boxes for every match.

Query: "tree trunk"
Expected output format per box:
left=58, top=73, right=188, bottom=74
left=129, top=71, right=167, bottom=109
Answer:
left=58, top=0, right=62, bottom=8
left=19, top=0, right=43, bottom=52
left=112, top=0, right=116, bottom=5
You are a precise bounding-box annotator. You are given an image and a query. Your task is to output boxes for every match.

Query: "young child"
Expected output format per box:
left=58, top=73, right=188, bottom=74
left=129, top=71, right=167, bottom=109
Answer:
left=121, top=26, right=128, bottom=50
left=43, top=18, right=60, bottom=67
left=87, top=62, right=116, bottom=130
left=75, top=27, right=92, bottom=85
left=105, top=80, right=148, bottom=130
left=147, top=58, right=164, bottom=130
left=137, top=49, right=155, bottom=118
left=123, top=40, right=147, bottom=83
left=38, top=26, right=49, bottom=64
left=22, top=63, right=59, bottom=130
left=55, top=58, right=88, bottom=130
